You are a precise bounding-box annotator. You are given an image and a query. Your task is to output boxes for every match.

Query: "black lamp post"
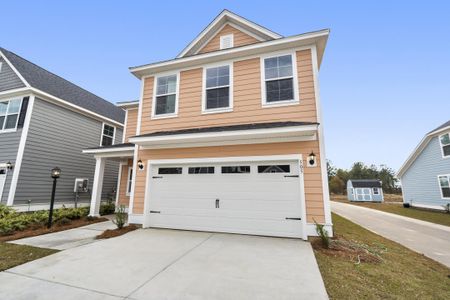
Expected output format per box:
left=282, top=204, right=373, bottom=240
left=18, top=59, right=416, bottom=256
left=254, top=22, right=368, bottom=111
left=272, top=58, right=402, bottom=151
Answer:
left=47, top=167, right=61, bottom=228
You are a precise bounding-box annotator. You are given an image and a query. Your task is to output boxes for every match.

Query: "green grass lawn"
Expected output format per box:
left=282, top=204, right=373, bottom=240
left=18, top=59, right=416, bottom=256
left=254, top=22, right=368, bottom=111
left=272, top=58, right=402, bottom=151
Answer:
left=0, top=243, right=58, bottom=271
left=313, top=213, right=450, bottom=300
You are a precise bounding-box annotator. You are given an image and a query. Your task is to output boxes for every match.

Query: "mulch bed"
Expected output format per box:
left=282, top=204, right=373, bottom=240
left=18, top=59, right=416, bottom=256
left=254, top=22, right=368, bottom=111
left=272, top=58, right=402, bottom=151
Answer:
left=0, top=217, right=108, bottom=242
left=96, top=224, right=139, bottom=239
left=311, top=235, right=386, bottom=264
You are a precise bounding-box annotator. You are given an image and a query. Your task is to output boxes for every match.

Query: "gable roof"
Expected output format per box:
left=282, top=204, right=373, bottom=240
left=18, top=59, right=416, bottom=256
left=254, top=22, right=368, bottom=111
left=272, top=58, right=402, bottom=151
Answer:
left=349, top=180, right=382, bottom=188
left=397, top=119, right=450, bottom=177
left=0, top=47, right=125, bottom=124
left=177, top=9, right=282, bottom=58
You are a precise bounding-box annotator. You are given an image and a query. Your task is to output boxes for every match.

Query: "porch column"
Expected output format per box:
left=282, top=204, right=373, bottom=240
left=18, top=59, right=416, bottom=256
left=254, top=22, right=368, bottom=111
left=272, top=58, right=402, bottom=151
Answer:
left=89, top=157, right=106, bottom=216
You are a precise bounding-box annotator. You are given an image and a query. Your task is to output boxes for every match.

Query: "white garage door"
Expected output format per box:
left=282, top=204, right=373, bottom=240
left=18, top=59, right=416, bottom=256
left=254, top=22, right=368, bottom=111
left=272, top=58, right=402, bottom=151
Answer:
left=145, top=158, right=304, bottom=238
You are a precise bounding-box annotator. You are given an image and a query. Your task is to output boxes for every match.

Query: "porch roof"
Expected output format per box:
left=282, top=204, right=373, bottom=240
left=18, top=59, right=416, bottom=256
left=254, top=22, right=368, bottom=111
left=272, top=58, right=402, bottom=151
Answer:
left=82, top=142, right=135, bottom=158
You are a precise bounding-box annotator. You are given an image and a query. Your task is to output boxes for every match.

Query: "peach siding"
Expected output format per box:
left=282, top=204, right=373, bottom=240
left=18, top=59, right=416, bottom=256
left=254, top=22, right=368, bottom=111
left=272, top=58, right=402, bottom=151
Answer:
left=198, top=24, right=259, bottom=54
left=140, top=49, right=317, bottom=134
left=117, top=159, right=133, bottom=207
left=124, top=108, right=138, bottom=142
left=132, top=141, right=325, bottom=223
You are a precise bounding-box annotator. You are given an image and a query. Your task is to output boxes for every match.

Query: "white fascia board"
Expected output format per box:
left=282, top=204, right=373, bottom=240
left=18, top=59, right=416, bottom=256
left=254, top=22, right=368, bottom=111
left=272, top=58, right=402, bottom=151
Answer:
left=30, top=88, right=124, bottom=127
left=116, top=101, right=139, bottom=108
left=129, top=125, right=318, bottom=146
left=82, top=147, right=135, bottom=154
left=0, top=87, right=32, bottom=100
left=177, top=10, right=282, bottom=58
left=131, top=30, right=329, bottom=78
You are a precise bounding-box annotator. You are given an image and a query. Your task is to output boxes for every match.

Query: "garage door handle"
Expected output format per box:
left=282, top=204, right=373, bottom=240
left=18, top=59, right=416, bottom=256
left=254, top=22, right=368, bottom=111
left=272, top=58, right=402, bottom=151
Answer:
left=215, top=199, right=220, bottom=208
left=285, top=217, right=301, bottom=220
left=284, top=175, right=299, bottom=178
left=150, top=210, right=161, bottom=214
left=152, top=176, right=163, bottom=179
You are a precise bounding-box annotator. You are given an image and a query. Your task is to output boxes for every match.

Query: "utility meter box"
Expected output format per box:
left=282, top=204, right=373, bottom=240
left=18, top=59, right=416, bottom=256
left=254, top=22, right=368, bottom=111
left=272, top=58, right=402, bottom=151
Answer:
left=74, top=178, right=89, bottom=193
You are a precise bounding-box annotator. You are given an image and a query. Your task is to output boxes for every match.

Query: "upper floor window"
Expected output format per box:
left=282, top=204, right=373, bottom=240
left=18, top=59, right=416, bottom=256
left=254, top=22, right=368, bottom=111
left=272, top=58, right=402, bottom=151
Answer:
left=440, top=133, right=450, bottom=158
left=438, top=175, right=450, bottom=198
left=261, top=53, right=299, bottom=106
left=153, top=74, right=178, bottom=118
left=220, top=34, right=234, bottom=50
left=0, top=98, right=22, bottom=132
left=101, top=123, right=115, bottom=146
left=203, top=65, right=232, bottom=113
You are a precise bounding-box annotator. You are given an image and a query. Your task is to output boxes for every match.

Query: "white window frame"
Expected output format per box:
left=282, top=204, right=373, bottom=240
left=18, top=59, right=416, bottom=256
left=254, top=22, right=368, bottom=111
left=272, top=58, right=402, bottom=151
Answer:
left=151, top=72, right=180, bottom=119
left=260, top=51, right=299, bottom=108
left=373, top=187, right=380, bottom=195
left=126, top=166, right=133, bottom=196
left=437, top=174, right=450, bottom=199
left=100, top=123, right=116, bottom=146
left=0, top=98, right=23, bottom=134
left=220, top=34, right=234, bottom=50
left=439, top=132, right=450, bottom=159
left=202, top=62, right=233, bottom=114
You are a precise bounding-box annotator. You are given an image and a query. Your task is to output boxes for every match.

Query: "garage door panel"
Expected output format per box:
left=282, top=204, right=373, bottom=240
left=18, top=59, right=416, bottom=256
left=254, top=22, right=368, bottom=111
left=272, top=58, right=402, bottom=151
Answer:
left=147, top=159, right=303, bottom=238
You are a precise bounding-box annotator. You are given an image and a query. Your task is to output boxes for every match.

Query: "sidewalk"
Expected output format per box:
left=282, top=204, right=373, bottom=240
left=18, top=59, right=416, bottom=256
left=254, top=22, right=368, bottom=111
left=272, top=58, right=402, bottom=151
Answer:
left=9, top=220, right=116, bottom=250
left=331, top=201, right=450, bottom=268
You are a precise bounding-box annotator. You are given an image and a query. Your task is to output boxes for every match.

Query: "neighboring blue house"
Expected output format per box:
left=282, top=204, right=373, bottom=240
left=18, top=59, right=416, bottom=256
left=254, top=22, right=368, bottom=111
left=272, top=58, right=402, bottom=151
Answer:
left=347, top=179, right=384, bottom=202
left=398, top=120, right=450, bottom=210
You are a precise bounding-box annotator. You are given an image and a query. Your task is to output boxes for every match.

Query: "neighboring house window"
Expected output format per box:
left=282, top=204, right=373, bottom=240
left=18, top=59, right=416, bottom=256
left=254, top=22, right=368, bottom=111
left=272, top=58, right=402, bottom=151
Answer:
left=126, top=167, right=133, bottom=196
left=261, top=53, right=298, bottom=106
left=440, top=133, right=450, bottom=158
left=153, top=74, right=178, bottom=117
left=438, top=175, right=450, bottom=198
left=101, top=124, right=115, bottom=146
left=220, top=34, right=234, bottom=49
left=0, top=98, right=22, bottom=132
left=203, top=65, right=232, bottom=112
left=373, top=187, right=380, bottom=195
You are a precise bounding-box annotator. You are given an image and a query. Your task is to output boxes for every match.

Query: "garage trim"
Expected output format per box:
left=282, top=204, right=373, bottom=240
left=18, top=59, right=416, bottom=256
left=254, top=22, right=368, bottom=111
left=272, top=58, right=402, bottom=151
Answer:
left=142, top=154, right=307, bottom=239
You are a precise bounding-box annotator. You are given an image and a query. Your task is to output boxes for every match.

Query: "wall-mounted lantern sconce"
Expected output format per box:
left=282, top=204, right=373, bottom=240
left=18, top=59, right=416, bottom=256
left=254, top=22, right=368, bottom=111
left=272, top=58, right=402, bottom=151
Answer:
left=307, top=151, right=317, bottom=167
left=137, top=159, right=144, bottom=170
left=6, top=161, right=13, bottom=170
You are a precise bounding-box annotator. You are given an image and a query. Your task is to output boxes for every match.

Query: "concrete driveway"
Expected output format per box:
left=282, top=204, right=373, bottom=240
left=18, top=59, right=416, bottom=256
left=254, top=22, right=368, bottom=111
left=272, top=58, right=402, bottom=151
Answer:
left=1, top=229, right=328, bottom=300
left=332, top=201, right=450, bottom=268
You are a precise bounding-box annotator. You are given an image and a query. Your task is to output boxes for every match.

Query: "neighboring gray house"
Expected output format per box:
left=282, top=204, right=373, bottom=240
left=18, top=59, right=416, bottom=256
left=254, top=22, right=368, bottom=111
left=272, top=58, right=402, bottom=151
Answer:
left=0, top=47, right=125, bottom=211
left=398, top=120, right=450, bottom=210
left=347, top=179, right=384, bottom=202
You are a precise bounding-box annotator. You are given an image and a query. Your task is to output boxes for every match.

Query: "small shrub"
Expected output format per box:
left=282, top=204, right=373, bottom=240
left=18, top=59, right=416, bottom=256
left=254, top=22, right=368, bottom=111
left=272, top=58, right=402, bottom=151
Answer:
left=100, top=203, right=115, bottom=215
left=0, top=219, right=16, bottom=235
left=57, top=217, right=72, bottom=226
left=113, top=205, right=127, bottom=229
left=314, top=219, right=330, bottom=249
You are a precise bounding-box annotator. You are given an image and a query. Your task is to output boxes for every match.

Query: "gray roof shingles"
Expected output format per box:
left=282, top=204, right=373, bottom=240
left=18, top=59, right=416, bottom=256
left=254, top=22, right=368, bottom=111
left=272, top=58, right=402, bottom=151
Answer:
left=430, top=120, right=450, bottom=134
left=1, top=47, right=125, bottom=124
left=349, top=180, right=382, bottom=188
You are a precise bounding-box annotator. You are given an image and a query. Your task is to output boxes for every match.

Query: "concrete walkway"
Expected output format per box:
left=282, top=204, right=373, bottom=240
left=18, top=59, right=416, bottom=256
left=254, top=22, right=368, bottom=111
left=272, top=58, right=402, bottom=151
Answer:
left=332, top=201, right=450, bottom=268
left=9, top=220, right=116, bottom=250
left=1, top=229, right=328, bottom=300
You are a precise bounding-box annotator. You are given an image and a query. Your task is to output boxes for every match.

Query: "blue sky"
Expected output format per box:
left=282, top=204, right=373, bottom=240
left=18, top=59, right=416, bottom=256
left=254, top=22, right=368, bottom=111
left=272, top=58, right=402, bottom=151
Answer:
left=3, top=1, right=449, bottom=171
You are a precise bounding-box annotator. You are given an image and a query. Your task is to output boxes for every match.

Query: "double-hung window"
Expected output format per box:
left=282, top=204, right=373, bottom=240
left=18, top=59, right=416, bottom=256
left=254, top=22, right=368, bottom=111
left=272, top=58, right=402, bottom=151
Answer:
left=101, top=124, right=115, bottom=146
left=439, top=133, right=450, bottom=158
left=262, top=53, right=298, bottom=106
left=438, top=175, right=450, bottom=198
left=0, top=98, right=22, bottom=132
left=203, top=65, right=232, bottom=113
left=153, top=74, right=178, bottom=117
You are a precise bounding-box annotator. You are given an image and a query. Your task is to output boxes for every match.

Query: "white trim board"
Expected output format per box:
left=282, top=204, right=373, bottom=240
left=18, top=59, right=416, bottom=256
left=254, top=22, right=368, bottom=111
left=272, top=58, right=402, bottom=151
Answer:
left=6, top=95, right=35, bottom=206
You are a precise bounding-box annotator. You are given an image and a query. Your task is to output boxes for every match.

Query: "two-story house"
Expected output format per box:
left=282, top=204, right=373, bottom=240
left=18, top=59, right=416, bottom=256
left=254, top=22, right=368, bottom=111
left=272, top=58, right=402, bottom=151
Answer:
left=398, top=120, right=450, bottom=210
left=0, top=47, right=124, bottom=211
left=84, top=10, right=332, bottom=239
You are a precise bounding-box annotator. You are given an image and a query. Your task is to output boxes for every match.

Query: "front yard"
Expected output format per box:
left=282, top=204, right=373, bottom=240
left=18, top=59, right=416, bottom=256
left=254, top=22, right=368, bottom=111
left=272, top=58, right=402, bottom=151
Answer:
left=312, top=213, right=450, bottom=299
left=331, top=194, right=450, bottom=227
left=0, top=243, right=57, bottom=271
